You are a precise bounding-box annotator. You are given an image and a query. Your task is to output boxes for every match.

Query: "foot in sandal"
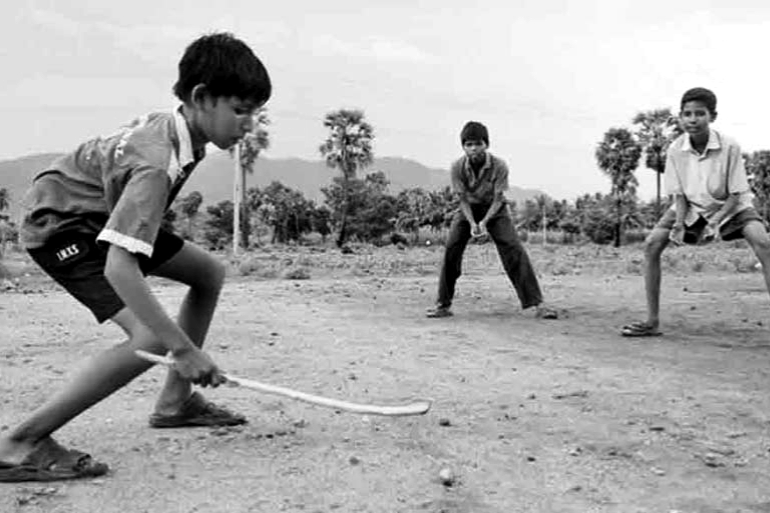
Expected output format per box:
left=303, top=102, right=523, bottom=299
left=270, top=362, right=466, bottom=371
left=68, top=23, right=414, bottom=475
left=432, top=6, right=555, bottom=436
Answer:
left=0, top=437, right=108, bottom=482
left=621, top=321, right=662, bottom=337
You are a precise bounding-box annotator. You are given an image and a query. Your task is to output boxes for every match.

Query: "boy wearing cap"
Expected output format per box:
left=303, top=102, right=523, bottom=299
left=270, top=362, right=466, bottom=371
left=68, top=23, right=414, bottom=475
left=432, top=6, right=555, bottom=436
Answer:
left=426, top=121, right=558, bottom=319
left=621, top=87, right=770, bottom=337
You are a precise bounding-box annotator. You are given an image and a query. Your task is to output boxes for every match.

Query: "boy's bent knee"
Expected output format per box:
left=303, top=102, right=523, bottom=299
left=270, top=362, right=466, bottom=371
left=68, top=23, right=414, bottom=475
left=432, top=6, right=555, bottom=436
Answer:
left=749, top=235, right=770, bottom=259
left=493, top=234, right=523, bottom=250
left=196, top=258, right=226, bottom=294
left=644, top=229, right=669, bottom=257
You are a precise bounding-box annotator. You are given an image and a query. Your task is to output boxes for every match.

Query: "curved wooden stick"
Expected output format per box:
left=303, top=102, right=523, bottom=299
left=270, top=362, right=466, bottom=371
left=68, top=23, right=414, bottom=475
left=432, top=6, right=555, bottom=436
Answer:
left=135, top=350, right=432, bottom=417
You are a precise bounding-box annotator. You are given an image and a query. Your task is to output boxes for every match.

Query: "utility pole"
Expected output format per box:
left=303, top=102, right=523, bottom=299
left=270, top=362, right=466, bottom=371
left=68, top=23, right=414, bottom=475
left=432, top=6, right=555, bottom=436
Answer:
left=233, top=143, right=242, bottom=256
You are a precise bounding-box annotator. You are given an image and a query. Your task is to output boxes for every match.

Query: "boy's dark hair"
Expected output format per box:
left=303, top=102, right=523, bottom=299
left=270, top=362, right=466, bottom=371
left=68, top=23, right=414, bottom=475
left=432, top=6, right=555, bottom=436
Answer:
left=174, top=32, right=272, bottom=105
left=680, top=87, right=717, bottom=114
left=460, top=121, right=489, bottom=146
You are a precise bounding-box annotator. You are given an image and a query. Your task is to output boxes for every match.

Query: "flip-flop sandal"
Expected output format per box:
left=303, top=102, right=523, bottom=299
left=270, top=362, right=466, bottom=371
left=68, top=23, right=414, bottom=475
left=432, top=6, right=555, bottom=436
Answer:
left=426, top=306, right=453, bottom=318
left=535, top=306, right=559, bottom=320
left=149, top=391, right=247, bottom=428
left=0, top=437, right=108, bottom=482
left=621, top=322, right=662, bottom=337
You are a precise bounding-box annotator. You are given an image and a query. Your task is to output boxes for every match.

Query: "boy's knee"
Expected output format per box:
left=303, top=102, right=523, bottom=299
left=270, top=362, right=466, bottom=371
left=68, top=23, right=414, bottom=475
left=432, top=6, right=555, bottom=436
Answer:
left=207, top=259, right=227, bottom=290
left=189, top=256, right=226, bottom=295
left=644, top=231, right=668, bottom=258
left=750, top=233, right=770, bottom=256
left=492, top=233, right=522, bottom=252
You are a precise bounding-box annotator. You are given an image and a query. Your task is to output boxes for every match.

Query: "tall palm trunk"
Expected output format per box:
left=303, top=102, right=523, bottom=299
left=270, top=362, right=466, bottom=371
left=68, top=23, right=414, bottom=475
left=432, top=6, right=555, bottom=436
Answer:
left=233, top=145, right=242, bottom=255
left=615, top=196, right=622, bottom=247
left=656, top=170, right=662, bottom=218
left=336, top=174, right=349, bottom=247
left=614, top=185, right=622, bottom=248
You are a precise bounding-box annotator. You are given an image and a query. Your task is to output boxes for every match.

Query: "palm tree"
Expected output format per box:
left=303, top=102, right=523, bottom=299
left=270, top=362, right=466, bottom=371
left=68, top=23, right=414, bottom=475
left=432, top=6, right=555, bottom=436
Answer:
left=0, top=188, right=9, bottom=259
left=632, top=109, right=683, bottom=217
left=0, top=188, right=8, bottom=213
left=231, top=108, right=270, bottom=253
left=595, top=127, right=642, bottom=247
left=318, top=109, right=374, bottom=248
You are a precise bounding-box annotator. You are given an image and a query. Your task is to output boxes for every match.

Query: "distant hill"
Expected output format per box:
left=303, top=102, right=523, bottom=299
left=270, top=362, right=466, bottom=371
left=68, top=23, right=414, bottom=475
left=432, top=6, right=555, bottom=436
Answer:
left=0, top=151, right=545, bottom=217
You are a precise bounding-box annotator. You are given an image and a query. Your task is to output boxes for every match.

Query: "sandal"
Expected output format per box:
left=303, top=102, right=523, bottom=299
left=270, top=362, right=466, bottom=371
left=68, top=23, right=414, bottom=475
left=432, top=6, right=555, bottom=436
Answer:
left=149, top=392, right=247, bottom=429
left=0, top=437, right=108, bottom=482
left=621, top=322, right=662, bottom=337
left=535, top=305, right=559, bottom=320
left=426, top=305, right=453, bottom=318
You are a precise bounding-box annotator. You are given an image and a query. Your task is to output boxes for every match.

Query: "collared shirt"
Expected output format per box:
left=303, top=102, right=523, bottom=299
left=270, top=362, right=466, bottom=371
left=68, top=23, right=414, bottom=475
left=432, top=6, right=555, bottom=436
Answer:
left=663, top=129, right=753, bottom=227
left=21, top=108, right=205, bottom=256
left=449, top=152, right=509, bottom=205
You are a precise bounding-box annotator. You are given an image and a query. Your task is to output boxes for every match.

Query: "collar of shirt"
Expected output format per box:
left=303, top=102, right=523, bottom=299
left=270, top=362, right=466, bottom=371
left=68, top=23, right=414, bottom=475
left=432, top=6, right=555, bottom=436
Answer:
left=174, top=107, right=205, bottom=168
left=463, top=152, right=492, bottom=178
left=680, top=129, right=721, bottom=157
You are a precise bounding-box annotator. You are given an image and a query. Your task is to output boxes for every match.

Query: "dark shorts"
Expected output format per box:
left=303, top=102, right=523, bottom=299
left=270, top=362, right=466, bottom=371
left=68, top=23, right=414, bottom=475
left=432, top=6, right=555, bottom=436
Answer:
left=28, top=224, right=184, bottom=323
left=655, top=207, right=763, bottom=243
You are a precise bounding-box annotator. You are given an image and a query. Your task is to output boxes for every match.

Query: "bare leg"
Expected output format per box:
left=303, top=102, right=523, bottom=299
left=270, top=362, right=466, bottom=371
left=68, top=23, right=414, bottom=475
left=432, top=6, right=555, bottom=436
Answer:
left=0, top=324, right=164, bottom=464
left=146, top=243, right=225, bottom=415
left=643, top=228, right=671, bottom=329
left=741, top=221, right=770, bottom=299
left=0, top=243, right=225, bottom=464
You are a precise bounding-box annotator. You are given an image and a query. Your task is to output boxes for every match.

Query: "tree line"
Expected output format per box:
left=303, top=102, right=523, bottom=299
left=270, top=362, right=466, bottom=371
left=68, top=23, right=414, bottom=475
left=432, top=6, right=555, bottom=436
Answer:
left=3, top=106, right=770, bottom=252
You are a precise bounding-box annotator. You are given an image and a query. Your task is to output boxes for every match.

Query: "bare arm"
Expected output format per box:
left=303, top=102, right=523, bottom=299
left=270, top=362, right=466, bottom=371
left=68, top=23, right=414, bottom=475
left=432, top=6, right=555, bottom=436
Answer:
left=480, top=198, right=504, bottom=226
left=709, top=193, right=740, bottom=227
left=673, top=194, right=688, bottom=227
left=669, top=194, right=688, bottom=245
left=480, top=159, right=509, bottom=229
left=459, top=198, right=475, bottom=226
left=450, top=160, right=478, bottom=230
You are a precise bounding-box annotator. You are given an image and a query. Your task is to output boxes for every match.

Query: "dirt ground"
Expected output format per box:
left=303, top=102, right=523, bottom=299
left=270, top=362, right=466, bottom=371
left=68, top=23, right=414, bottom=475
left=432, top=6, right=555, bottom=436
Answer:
left=1, top=242, right=769, bottom=513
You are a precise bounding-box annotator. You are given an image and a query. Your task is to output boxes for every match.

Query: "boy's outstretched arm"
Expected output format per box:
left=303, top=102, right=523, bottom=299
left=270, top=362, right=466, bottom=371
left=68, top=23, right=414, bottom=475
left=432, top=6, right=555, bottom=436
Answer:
left=478, top=161, right=509, bottom=234
left=458, top=197, right=478, bottom=232
left=669, top=194, right=688, bottom=245
left=709, top=193, right=740, bottom=227
left=104, top=244, right=224, bottom=387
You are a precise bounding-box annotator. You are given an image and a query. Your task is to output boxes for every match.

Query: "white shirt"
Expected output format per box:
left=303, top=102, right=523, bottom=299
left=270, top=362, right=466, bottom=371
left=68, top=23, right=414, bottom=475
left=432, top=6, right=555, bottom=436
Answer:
left=663, top=129, right=753, bottom=227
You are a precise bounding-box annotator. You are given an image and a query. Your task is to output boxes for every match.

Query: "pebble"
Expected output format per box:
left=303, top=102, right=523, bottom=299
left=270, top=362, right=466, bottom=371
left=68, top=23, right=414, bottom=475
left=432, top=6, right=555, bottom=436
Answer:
left=702, top=453, right=725, bottom=467
left=438, top=467, right=455, bottom=487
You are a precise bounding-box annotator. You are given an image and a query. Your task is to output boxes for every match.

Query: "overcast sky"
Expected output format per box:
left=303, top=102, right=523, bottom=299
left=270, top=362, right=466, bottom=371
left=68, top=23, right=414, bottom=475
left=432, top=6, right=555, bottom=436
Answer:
left=2, top=0, right=769, bottom=200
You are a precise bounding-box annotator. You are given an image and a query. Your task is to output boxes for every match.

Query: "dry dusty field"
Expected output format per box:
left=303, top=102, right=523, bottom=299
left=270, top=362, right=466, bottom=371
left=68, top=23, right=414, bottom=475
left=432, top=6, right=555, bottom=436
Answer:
left=1, top=240, right=769, bottom=513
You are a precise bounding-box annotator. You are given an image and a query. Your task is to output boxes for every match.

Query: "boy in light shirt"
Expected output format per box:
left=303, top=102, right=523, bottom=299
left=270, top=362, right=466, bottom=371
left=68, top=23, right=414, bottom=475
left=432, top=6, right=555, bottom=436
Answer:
left=622, top=87, right=770, bottom=337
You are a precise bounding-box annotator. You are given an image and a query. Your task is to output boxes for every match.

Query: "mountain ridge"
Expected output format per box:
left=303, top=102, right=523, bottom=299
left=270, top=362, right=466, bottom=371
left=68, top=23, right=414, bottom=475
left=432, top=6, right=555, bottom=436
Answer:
left=0, top=151, right=546, bottom=217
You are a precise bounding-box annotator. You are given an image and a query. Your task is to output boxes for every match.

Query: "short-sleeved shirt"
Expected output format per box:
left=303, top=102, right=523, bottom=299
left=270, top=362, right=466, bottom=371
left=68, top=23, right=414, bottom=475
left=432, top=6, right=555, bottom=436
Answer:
left=450, top=153, right=509, bottom=205
left=21, top=108, right=204, bottom=257
left=663, top=129, right=753, bottom=227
